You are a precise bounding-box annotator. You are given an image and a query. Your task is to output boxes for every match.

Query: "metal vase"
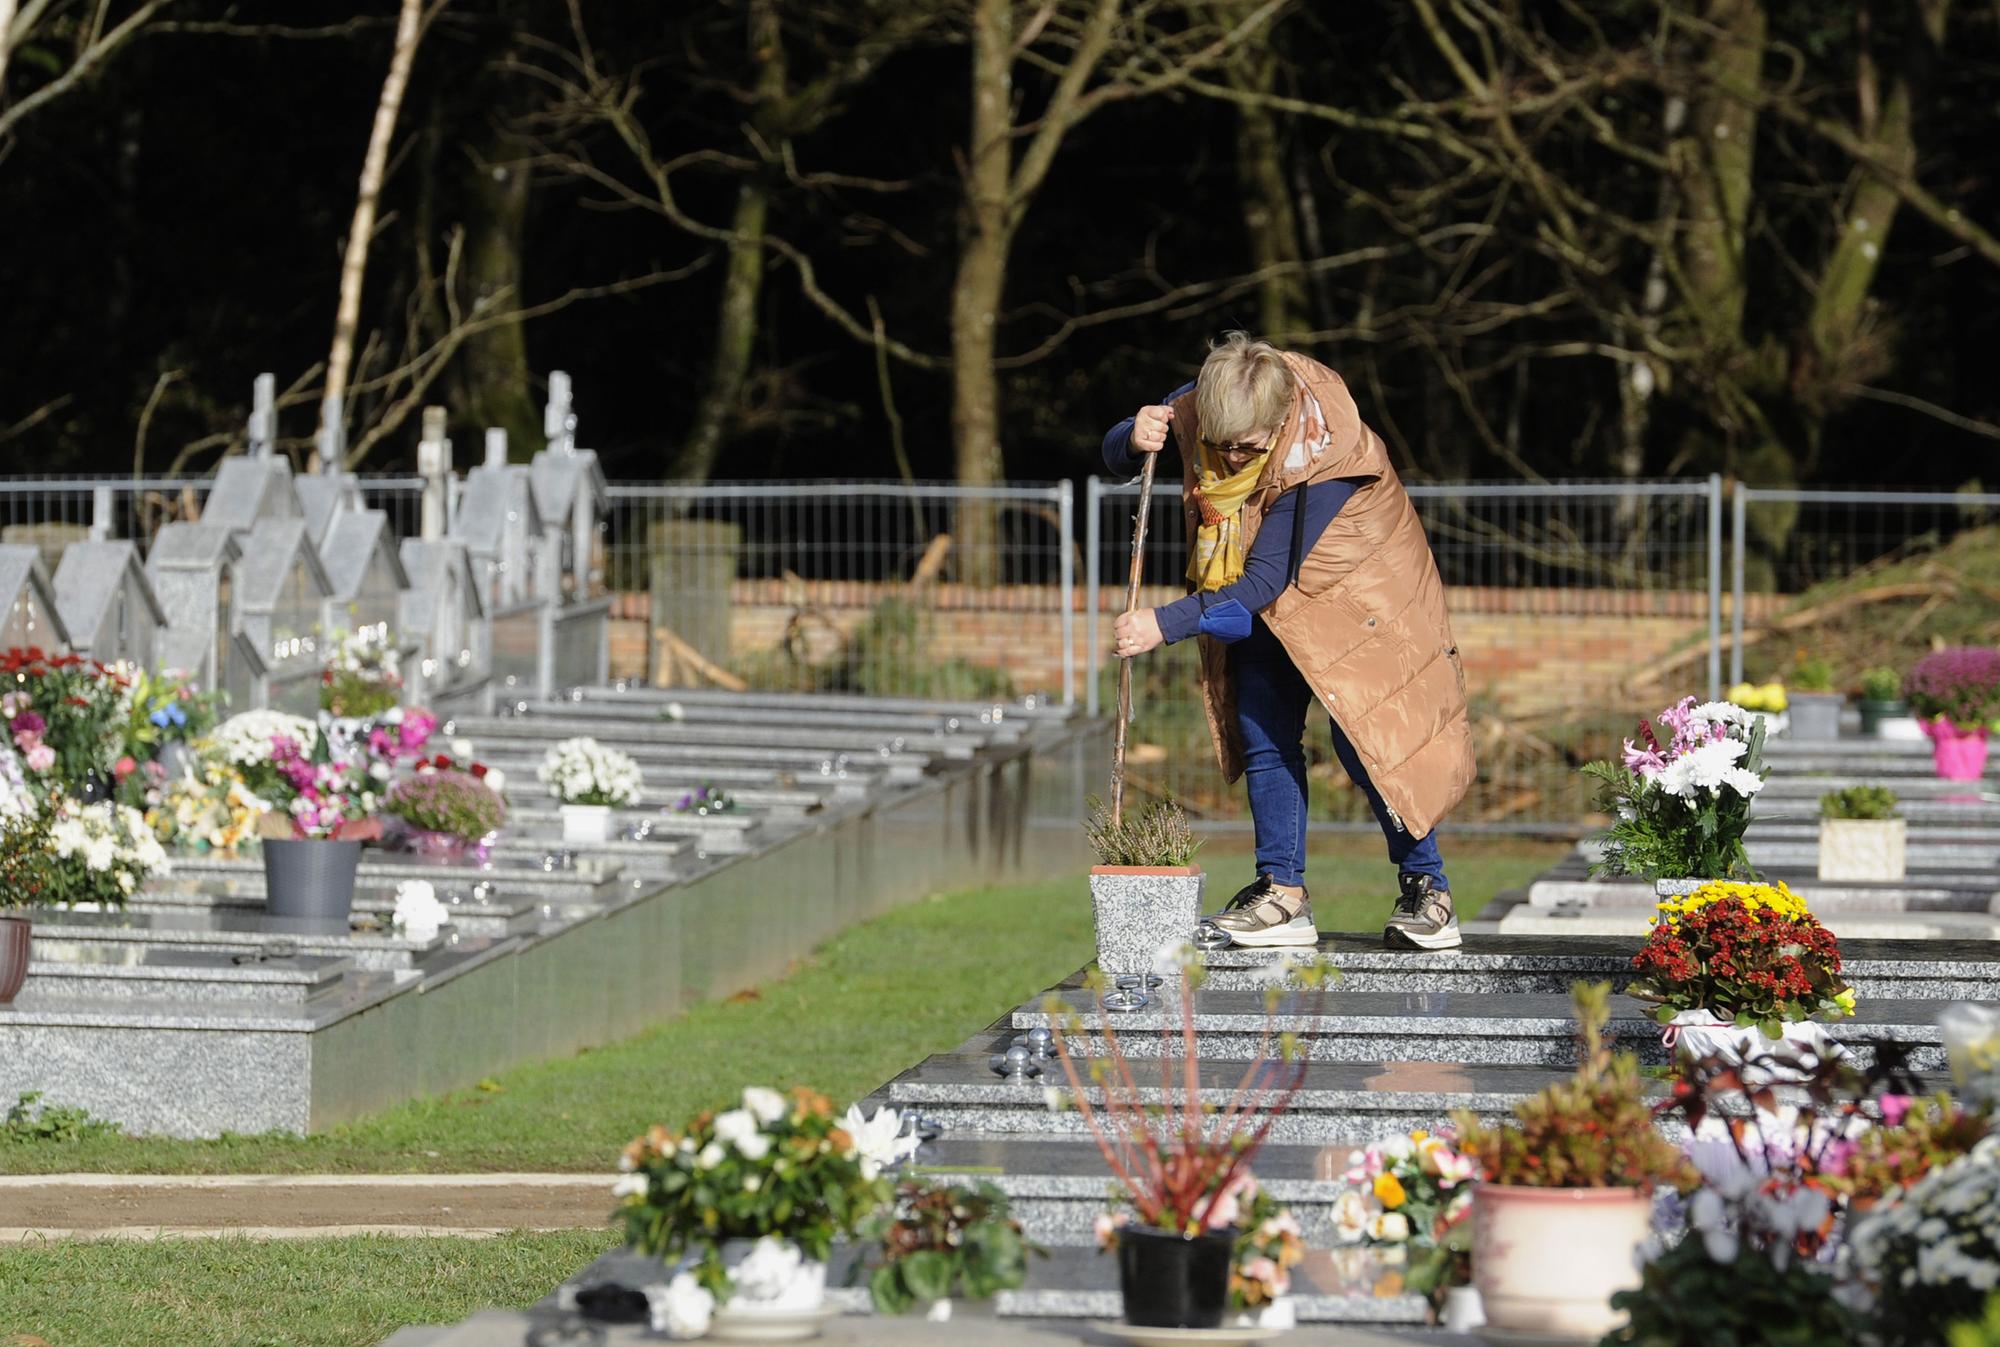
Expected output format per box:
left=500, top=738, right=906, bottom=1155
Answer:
left=261, top=839, right=363, bottom=926
left=0, top=915, right=29, bottom=1006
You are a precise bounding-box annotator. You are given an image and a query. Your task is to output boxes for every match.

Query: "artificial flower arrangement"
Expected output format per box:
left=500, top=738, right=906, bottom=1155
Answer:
left=388, top=878, right=451, bottom=941
left=115, top=664, right=219, bottom=760
left=1628, top=880, right=1856, bottom=1039
left=1584, top=696, right=1767, bottom=880
left=614, top=1086, right=905, bottom=1302
left=1331, top=1127, right=1477, bottom=1299
left=1904, top=647, right=2000, bottom=729
left=864, top=1180, right=1040, bottom=1317
left=232, top=724, right=382, bottom=841
left=2, top=647, right=130, bottom=788
left=321, top=626, right=403, bottom=719
left=540, top=736, right=643, bottom=807
left=1224, top=1176, right=1305, bottom=1316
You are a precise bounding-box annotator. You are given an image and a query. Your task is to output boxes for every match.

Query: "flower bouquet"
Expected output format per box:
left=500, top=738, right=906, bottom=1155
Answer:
left=864, top=1180, right=1039, bottom=1319
left=1453, top=982, right=1695, bottom=1337
left=145, top=749, right=270, bottom=856
left=1048, top=946, right=1333, bottom=1330
left=1905, top=647, right=2000, bottom=780
left=540, top=736, right=642, bottom=842
left=671, top=784, right=734, bottom=816
left=229, top=718, right=383, bottom=924
left=321, top=627, right=403, bottom=719
left=1583, top=696, right=1766, bottom=881
left=615, top=1086, right=897, bottom=1326
left=1629, top=879, right=1855, bottom=1075
left=1824, top=1093, right=1991, bottom=1205
left=1332, top=1128, right=1477, bottom=1301
left=1225, top=1178, right=1304, bottom=1326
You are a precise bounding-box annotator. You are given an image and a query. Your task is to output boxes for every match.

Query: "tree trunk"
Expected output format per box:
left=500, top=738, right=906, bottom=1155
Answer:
left=456, top=140, right=542, bottom=460
left=674, top=176, right=774, bottom=481
left=1227, top=40, right=1306, bottom=339
left=316, top=0, right=433, bottom=470
left=950, top=0, right=1014, bottom=586
left=1677, top=0, right=1766, bottom=352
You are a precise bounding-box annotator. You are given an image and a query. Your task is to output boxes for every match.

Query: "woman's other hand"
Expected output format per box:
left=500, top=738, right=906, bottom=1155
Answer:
left=1130, top=404, right=1173, bottom=454
left=1114, top=609, right=1164, bottom=658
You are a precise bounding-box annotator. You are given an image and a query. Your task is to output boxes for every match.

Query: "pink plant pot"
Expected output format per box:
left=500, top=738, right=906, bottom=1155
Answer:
left=1925, top=719, right=1991, bottom=782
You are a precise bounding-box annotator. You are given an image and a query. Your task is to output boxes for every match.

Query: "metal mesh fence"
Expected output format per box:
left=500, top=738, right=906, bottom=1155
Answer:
left=1088, top=477, right=1723, bottom=831
left=606, top=483, right=1076, bottom=704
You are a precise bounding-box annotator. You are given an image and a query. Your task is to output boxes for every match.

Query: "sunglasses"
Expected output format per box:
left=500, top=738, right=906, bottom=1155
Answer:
left=1210, top=430, right=1275, bottom=456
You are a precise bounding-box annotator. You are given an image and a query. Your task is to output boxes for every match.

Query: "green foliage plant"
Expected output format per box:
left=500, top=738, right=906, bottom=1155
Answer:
left=865, top=1180, right=1040, bottom=1313
left=1452, top=982, right=1694, bottom=1190
left=1791, top=656, right=1837, bottom=693
left=4, top=1092, right=122, bottom=1145
left=1949, top=1294, right=2000, bottom=1347
left=1083, top=794, right=1201, bottom=867
left=1820, top=785, right=1899, bottom=821
left=1859, top=667, right=1905, bottom=703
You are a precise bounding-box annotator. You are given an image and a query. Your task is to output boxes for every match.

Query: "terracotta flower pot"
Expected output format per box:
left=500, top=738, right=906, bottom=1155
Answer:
left=0, top=914, right=29, bottom=1006
left=1472, top=1184, right=1651, bottom=1337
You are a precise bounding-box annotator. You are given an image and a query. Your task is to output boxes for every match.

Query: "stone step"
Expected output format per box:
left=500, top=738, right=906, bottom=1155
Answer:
left=126, top=886, right=544, bottom=941
left=1194, top=932, right=2000, bottom=1001
left=1497, top=907, right=2000, bottom=941
left=516, top=694, right=1030, bottom=742
left=20, top=948, right=353, bottom=1004
left=1754, top=792, right=2000, bottom=820
left=453, top=716, right=957, bottom=769
left=1012, top=987, right=1952, bottom=1070
left=164, top=853, right=630, bottom=902
left=1526, top=876, right=1999, bottom=915
left=555, top=685, right=1071, bottom=724
left=890, top=1051, right=1565, bottom=1144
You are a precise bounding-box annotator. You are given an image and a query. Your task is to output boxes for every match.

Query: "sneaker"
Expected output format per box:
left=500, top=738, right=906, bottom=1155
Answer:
left=1383, top=873, right=1462, bottom=951
left=1207, top=873, right=1319, bottom=948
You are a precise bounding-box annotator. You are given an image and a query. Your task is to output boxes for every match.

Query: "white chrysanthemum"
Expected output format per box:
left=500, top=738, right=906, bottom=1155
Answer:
left=741, top=1086, right=787, bottom=1125
left=538, top=737, right=644, bottom=806
left=211, top=710, right=319, bottom=766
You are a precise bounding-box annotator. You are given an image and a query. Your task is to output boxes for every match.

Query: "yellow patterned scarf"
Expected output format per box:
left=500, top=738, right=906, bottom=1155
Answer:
left=1186, top=440, right=1271, bottom=592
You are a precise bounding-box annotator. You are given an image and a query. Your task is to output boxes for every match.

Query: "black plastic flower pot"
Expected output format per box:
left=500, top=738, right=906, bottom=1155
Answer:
left=1116, top=1225, right=1236, bottom=1329
left=1858, top=698, right=1907, bottom=737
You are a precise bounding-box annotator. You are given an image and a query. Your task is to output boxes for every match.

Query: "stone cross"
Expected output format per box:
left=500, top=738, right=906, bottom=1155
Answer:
left=248, top=373, right=276, bottom=459
left=418, top=406, right=452, bottom=541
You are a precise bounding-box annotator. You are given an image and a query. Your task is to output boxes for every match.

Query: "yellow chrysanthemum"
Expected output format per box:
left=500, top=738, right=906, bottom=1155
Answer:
left=1373, top=1172, right=1407, bottom=1209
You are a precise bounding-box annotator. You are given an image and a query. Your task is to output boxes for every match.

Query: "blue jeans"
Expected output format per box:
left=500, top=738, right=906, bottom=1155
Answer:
left=1229, top=619, right=1449, bottom=891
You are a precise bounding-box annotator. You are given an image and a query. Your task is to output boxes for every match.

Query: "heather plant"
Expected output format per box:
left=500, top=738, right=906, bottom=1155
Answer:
left=1083, top=794, right=1201, bottom=867
left=1453, top=982, right=1694, bottom=1190
left=384, top=770, right=506, bottom=841
left=1905, top=647, right=2000, bottom=728
left=1820, top=785, right=1899, bottom=821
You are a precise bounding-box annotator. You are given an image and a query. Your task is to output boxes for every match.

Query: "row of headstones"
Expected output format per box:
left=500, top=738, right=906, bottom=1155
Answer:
left=0, top=373, right=610, bottom=717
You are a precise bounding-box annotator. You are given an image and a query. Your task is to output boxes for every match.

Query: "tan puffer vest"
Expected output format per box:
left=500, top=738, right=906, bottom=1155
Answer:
left=1168, top=352, right=1476, bottom=839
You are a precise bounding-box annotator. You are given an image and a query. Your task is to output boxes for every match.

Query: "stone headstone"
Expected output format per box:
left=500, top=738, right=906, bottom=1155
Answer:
left=202, top=455, right=299, bottom=534
left=0, top=545, right=70, bottom=652
left=146, top=523, right=241, bottom=685
left=235, top=519, right=333, bottom=710
left=52, top=540, right=165, bottom=666
left=319, top=509, right=407, bottom=638
left=294, top=472, right=363, bottom=546
left=648, top=517, right=740, bottom=685
left=399, top=538, right=487, bottom=694
left=0, top=522, right=88, bottom=576
left=452, top=463, right=546, bottom=609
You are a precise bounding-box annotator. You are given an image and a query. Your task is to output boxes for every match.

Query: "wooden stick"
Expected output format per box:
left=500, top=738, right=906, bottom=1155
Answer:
left=1110, top=454, right=1159, bottom=828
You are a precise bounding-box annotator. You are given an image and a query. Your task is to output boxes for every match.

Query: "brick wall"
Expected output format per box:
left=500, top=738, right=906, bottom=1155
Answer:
left=606, top=582, right=1786, bottom=713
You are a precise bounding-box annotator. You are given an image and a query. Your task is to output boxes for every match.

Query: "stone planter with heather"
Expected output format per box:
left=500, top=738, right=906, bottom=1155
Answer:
left=1454, top=984, right=1696, bottom=1338
left=383, top=767, right=507, bottom=867
left=1083, top=796, right=1205, bottom=981
left=1785, top=656, right=1842, bottom=740
left=1818, top=785, right=1906, bottom=883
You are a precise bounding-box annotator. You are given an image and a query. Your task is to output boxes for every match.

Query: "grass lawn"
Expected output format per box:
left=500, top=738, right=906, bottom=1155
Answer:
left=0, top=837, right=1559, bottom=1177
left=0, top=1231, right=619, bottom=1347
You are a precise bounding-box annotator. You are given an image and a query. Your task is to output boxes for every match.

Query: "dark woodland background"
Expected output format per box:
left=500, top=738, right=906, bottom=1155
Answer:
left=3, top=0, right=1997, bottom=490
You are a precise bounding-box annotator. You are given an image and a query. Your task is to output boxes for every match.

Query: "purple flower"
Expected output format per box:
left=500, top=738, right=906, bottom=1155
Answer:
left=1905, top=647, right=2000, bottom=725
left=8, top=709, right=44, bottom=737
left=1622, top=739, right=1667, bottom=776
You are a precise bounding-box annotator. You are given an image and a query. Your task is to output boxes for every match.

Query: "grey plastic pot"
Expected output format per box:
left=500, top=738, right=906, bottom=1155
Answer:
left=1787, top=692, right=1844, bottom=741
left=261, top=838, right=363, bottom=927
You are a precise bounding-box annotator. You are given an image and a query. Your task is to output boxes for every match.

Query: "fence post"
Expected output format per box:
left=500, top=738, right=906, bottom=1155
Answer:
left=1707, top=473, right=1723, bottom=702
left=89, top=485, right=114, bottom=541
left=1730, top=481, right=1747, bottom=687
left=1057, top=480, right=1076, bottom=706
left=1085, top=478, right=1102, bottom=716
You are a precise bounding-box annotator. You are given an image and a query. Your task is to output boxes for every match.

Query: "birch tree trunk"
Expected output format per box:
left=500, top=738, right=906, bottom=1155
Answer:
left=315, top=0, right=434, bottom=469
left=1223, top=34, right=1306, bottom=339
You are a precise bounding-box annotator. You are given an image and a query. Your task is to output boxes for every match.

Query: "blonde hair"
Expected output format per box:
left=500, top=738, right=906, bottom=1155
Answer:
left=1195, top=332, right=1293, bottom=444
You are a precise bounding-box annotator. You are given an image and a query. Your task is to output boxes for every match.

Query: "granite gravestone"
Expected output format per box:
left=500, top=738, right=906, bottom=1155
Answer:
left=52, top=540, right=167, bottom=667
left=0, top=545, right=70, bottom=651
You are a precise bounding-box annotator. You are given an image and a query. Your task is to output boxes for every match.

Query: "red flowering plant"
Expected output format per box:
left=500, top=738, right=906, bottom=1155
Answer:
left=2, top=647, right=129, bottom=791
left=1045, top=947, right=1335, bottom=1246
left=1628, top=880, right=1857, bottom=1036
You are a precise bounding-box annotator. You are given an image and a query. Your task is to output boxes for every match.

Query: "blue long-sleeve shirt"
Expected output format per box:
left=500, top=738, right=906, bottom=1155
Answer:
left=1102, top=382, right=1355, bottom=645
